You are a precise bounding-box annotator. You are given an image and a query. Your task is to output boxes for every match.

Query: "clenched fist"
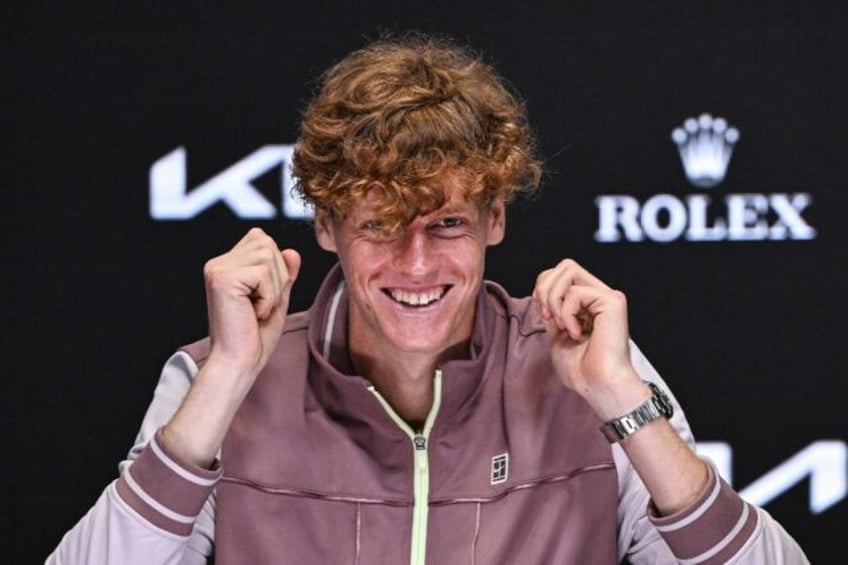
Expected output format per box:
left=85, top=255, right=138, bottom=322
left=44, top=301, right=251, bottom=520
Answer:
left=204, top=228, right=302, bottom=378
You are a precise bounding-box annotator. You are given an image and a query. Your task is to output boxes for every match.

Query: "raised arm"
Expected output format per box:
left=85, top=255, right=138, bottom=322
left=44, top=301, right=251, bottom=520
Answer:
left=164, top=228, right=300, bottom=468
left=47, top=228, right=300, bottom=564
left=533, top=258, right=808, bottom=563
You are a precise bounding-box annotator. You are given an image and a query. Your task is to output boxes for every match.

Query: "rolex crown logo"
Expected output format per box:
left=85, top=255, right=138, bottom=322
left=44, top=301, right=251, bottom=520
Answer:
left=671, top=113, right=740, bottom=188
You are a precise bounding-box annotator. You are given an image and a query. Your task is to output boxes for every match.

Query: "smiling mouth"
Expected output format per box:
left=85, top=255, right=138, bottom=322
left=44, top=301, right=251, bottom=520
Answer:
left=384, top=286, right=449, bottom=307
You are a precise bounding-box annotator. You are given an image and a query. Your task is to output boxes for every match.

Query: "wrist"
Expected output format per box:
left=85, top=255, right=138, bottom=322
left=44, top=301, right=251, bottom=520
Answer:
left=161, top=419, right=219, bottom=469
left=206, top=344, right=262, bottom=380
left=600, top=381, right=675, bottom=443
left=162, top=358, right=257, bottom=469
left=580, top=370, right=652, bottom=422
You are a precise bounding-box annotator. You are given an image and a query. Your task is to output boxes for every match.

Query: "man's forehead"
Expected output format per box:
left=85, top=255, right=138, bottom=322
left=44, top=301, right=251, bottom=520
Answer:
left=355, top=185, right=479, bottom=218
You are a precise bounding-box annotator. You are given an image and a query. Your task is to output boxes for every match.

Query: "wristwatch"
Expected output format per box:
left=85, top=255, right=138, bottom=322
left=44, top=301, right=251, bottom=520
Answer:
left=600, top=381, right=674, bottom=443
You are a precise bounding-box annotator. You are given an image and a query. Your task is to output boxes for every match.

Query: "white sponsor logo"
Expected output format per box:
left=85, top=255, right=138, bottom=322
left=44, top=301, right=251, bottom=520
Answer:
left=697, top=440, right=846, bottom=514
left=596, top=193, right=815, bottom=243
left=491, top=453, right=509, bottom=485
left=672, top=113, right=740, bottom=188
left=149, top=145, right=313, bottom=220
left=595, top=114, right=816, bottom=243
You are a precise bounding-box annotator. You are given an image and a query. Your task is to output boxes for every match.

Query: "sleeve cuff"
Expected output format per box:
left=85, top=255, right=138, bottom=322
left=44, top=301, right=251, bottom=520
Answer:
left=115, top=428, right=222, bottom=536
left=647, top=461, right=759, bottom=563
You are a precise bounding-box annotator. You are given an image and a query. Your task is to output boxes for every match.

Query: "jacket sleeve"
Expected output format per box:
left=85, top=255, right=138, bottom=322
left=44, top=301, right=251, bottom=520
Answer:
left=46, top=352, right=217, bottom=565
left=616, top=342, right=810, bottom=564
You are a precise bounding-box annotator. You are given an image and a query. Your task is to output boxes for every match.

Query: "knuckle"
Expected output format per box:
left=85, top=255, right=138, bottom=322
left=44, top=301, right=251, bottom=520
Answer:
left=245, top=228, right=274, bottom=250
left=257, top=246, right=275, bottom=264
left=258, top=263, right=274, bottom=282
left=558, top=258, right=578, bottom=270
left=535, top=268, right=553, bottom=286
left=204, top=266, right=227, bottom=291
left=203, top=258, right=221, bottom=279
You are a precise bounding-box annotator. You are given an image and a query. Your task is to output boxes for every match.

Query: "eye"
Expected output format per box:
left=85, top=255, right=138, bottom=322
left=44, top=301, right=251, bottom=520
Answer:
left=435, top=217, right=463, bottom=229
left=360, top=219, right=385, bottom=231
left=358, top=219, right=399, bottom=242
left=428, top=216, right=467, bottom=238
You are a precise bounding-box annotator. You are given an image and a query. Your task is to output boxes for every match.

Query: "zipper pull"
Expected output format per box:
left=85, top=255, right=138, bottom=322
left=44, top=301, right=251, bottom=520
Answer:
left=413, top=435, right=426, bottom=450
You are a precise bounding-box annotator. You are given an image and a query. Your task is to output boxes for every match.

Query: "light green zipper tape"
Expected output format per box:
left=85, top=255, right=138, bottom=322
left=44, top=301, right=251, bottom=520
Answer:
left=368, top=370, right=443, bottom=565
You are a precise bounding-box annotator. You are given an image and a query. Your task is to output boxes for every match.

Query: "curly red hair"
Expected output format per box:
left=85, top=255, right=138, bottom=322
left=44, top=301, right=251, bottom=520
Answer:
left=292, top=33, right=542, bottom=234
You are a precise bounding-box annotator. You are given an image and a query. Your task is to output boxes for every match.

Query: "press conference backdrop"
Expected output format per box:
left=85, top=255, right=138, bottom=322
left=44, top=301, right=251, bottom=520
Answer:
left=5, top=3, right=846, bottom=562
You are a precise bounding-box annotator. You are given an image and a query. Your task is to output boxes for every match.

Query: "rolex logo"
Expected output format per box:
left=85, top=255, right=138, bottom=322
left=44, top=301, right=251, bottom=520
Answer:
left=593, top=112, right=817, bottom=243
left=671, top=114, right=740, bottom=188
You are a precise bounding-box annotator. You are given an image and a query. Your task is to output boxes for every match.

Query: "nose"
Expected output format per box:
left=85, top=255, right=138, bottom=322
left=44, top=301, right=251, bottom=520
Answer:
left=393, top=229, right=432, bottom=277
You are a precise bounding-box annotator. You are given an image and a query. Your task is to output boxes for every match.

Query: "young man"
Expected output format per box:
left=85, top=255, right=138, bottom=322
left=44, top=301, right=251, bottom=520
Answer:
left=48, top=35, right=808, bottom=564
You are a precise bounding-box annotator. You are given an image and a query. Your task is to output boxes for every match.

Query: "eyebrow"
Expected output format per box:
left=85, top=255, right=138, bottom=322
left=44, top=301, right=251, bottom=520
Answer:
left=350, top=200, right=478, bottom=225
left=431, top=202, right=479, bottom=216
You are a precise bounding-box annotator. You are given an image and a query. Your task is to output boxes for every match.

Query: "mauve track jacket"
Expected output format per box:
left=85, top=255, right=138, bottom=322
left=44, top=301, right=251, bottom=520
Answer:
left=47, top=265, right=808, bottom=564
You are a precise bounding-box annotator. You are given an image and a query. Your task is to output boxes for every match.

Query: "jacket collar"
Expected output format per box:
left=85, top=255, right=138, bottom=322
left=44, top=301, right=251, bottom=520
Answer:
left=305, top=264, right=508, bottom=430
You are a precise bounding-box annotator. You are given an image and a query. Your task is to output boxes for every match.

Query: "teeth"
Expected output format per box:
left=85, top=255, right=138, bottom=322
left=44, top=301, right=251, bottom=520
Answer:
left=389, top=287, right=445, bottom=306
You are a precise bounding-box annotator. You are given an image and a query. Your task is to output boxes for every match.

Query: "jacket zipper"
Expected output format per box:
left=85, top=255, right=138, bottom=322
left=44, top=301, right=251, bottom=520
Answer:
left=368, top=369, right=443, bottom=565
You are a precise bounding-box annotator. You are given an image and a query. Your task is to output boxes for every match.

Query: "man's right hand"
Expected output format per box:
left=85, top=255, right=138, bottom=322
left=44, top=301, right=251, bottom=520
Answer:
left=163, top=228, right=301, bottom=468
left=204, top=227, right=301, bottom=379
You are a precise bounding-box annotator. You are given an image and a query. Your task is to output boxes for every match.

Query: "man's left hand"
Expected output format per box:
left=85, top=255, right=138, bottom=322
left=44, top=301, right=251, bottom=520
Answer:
left=532, top=259, right=649, bottom=420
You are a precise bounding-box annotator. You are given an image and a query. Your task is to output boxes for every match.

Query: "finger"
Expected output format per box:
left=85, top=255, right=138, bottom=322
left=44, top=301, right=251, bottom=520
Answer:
left=541, top=259, right=611, bottom=297
left=533, top=260, right=581, bottom=320
left=240, top=230, right=286, bottom=301
left=558, top=284, right=603, bottom=341
left=240, top=264, right=282, bottom=320
left=539, top=275, right=585, bottom=338
left=254, top=246, right=300, bottom=315
left=538, top=264, right=585, bottom=330
left=532, top=268, right=556, bottom=319
left=276, top=248, right=301, bottom=309
left=559, top=259, right=612, bottom=291
left=560, top=285, right=630, bottom=345
left=232, top=231, right=300, bottom=317
left=533, top=264, right=572, bottom=319
left=281, top=249, right=302, bottom=290
left=534, top=259, right=613, bottom=322
left=264, top=241, right=287, bottom=301
left=239, top=226, right=270, bottom=246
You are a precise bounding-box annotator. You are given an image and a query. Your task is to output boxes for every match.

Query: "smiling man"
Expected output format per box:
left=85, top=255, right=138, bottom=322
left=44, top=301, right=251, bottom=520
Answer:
left=314, top=178, right=506, bottom=428
left=48, top=34, right=807, bottom=564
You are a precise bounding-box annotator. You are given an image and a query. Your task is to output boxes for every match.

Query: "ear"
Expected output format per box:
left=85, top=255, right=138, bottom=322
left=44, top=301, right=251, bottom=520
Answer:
left=314, top=209, right=338, bottom=252
left=486, top=198, right=506, bottom=246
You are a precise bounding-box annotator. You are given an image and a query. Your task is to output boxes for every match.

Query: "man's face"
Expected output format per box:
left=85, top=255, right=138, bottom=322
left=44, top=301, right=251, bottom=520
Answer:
left=315, top=178, right=505, bottom=362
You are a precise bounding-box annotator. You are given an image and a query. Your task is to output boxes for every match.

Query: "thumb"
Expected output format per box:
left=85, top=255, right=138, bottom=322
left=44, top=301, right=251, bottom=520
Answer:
left=281, top=248, right=302, bottom=292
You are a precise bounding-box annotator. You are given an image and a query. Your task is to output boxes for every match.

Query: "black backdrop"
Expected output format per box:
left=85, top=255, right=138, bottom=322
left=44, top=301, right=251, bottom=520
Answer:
left=4, top=2, right=846, bottom=563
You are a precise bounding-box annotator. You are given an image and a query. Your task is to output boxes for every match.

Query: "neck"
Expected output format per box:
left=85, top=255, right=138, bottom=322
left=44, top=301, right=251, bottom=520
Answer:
left=350, top=340, right=469, bottom=429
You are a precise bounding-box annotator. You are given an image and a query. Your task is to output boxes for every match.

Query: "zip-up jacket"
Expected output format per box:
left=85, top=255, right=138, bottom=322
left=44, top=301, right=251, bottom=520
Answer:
left=47, top=265, right=809, bottom=564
